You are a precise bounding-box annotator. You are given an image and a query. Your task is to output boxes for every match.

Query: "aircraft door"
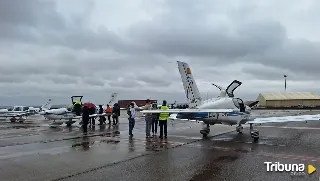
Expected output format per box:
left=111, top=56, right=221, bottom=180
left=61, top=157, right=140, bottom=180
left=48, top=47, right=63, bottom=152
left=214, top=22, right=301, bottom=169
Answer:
left=226, top=80, right=242, bottom=97
left=233, top=98, right=245, bottom=112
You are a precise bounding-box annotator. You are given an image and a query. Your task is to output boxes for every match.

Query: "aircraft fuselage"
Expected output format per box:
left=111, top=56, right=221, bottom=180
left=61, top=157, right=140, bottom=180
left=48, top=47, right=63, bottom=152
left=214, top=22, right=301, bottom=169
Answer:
left=176, top=97, right=251, bottom=126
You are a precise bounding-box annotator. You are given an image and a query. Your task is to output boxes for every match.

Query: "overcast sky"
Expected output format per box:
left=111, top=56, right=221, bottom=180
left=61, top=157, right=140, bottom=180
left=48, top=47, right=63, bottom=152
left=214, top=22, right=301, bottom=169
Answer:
left=0, top=0, right=319, bottom=106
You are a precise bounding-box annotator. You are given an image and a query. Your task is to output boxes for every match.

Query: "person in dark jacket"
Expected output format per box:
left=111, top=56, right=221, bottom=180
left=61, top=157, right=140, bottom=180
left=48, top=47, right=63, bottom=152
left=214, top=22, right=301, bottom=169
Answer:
left=112, top=103, right=120, bottom=125
left=151, top=103, right=159, bottom=135
left=98, top=105, right=105, bottom=125
left=73, top=102, right=82, bottom=116
left=82, top=106, right=89, bottom=134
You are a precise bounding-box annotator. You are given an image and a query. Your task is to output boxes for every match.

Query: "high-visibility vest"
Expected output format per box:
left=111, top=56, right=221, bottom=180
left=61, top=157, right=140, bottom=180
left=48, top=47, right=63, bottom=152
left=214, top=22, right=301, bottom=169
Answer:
left=106, top=107, right=112, bottom=113
left=159, top=106, right=169, bottom=121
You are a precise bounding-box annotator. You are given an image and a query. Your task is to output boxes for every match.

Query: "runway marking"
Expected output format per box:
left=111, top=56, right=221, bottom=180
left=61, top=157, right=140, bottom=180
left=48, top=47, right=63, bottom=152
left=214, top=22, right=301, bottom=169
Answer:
left=257, top=125, right=320, bottom=130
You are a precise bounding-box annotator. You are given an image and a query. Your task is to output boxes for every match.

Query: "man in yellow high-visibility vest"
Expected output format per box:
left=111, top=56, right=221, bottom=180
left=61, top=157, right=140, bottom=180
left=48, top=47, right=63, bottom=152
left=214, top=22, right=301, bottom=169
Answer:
left=159, top=100, right=170, bottom=139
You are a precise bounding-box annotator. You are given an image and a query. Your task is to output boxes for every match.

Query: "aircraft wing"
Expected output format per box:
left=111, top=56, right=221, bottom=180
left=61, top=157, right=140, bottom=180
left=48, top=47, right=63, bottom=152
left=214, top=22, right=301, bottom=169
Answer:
left=140, top=109, right=234, bottom=113
left=0, top=112, right=29, bottom=117
left=247, top=114, right=320, bottom=124
left=64, top=113, right=108, bottom=120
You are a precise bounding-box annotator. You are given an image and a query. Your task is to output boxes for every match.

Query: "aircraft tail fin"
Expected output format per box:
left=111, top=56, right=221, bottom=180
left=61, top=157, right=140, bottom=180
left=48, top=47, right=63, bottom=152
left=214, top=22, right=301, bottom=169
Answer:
left=177, top=61, right=202, bottom=108
left=108, top=93, right=118, bottom=105
left=41, top=99, right=52, bottom=111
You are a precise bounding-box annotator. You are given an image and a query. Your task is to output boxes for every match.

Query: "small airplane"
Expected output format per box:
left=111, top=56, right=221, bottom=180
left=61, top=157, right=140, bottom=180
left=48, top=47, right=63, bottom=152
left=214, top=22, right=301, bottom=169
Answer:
left=0, top=99, right=52, bottom=122
left=140, top=61, right=320, bottom=142
left=43, top=96, right=107, bottom=127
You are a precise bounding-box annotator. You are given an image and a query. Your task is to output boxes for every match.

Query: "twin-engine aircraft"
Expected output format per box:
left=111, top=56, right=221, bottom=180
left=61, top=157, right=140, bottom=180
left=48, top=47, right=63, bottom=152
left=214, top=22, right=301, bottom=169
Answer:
left=141, top=61, right=320, bottom=141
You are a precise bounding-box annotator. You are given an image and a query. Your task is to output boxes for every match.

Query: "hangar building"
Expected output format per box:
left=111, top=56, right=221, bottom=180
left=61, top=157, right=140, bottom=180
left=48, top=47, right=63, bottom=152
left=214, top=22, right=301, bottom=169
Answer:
left=256, top=92, right=320, bottom=108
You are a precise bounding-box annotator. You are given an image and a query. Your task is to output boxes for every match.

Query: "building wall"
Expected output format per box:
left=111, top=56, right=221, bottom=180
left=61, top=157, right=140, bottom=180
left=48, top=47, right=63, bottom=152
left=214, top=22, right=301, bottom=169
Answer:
left=118, top=100, right=157, bottom=108
left=265, top=99, right=320, bottom=107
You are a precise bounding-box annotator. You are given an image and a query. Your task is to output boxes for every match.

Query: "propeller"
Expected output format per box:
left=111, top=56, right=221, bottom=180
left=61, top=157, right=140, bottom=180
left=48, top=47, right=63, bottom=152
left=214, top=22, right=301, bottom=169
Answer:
left=247, top=101, right=259, bottom=108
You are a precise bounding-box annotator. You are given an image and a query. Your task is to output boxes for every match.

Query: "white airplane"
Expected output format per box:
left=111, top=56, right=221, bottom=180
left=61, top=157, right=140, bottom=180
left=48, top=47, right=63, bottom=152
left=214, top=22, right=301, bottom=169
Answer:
left=141, top=61, right=320, bottom=142
left=42, top=96, right=108, bottom=127
left=0, top=99, right=52, bottom=122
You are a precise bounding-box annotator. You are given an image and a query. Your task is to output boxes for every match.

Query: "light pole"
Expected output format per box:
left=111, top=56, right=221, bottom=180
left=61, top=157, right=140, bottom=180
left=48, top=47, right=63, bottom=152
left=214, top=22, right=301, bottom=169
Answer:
left=284, top=75, right=287, bottom=92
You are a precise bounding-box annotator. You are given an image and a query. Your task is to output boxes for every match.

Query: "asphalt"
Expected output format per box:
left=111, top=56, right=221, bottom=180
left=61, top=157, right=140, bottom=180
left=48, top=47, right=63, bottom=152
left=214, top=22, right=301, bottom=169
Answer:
left=0, top=110, right=319, bottom=181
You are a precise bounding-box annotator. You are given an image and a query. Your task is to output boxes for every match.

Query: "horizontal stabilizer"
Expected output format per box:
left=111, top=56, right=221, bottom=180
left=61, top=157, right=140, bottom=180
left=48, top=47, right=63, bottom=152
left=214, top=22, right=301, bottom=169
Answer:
left=140, top=109, right=234, bottom=113
left=247, top=114, right=320, bottom=124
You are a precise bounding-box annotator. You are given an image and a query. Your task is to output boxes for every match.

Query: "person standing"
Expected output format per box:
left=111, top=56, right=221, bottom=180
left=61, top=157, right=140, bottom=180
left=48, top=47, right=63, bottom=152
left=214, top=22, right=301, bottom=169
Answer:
left=128, top=103, right=136, bottom=137
left=82, top=106, right=90, bottom=134
left=112, top=103, right=120, bottom=125
left=98, top=105, right=105, bottom=125
left=151, top=103, right=159, bottom=136
left=105, top=104, right=112, bottom=124
left=142, top=99, right=153, bottom=138
left=159, top=100, right=170, bottom=139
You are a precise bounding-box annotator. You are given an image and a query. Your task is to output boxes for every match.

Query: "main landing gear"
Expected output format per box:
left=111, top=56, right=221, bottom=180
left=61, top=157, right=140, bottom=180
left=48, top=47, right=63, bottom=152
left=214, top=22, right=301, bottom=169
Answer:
left=237, top=124, right=259, bottom=142
left=250, top=123, right=259, bottom=142
left=236, top=124, right=243, bottom=134
left=200, top=123, right=210, bottom=137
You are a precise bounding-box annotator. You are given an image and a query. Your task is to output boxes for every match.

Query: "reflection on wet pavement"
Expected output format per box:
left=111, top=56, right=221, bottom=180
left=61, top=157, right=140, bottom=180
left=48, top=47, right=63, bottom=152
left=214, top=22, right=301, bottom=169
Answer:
left=0, top=110, right=319, bottom=181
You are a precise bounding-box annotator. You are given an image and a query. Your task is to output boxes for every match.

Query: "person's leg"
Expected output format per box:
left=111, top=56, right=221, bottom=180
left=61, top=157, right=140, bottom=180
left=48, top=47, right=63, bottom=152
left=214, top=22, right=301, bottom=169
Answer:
left=159, top=121, right=163, bottom=138
left=129, top=120, right=133, bottom=135
left=151, top=118, right=155, bottom=134
left=148, top=118, right=152, bottom=136
left=83, top=123, right=87, bottom=133
left=155, top=119, right=158, bottom=134
left=164, top=120, right=167, bottom=138
left=108, top=115, right=111, bottom=124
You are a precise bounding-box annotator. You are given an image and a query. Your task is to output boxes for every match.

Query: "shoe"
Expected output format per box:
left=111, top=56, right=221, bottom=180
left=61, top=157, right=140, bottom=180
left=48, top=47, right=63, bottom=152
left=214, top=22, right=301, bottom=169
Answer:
left=159, top=136, right=163, bottom=139
left=164, top=136, right=167, bottom=139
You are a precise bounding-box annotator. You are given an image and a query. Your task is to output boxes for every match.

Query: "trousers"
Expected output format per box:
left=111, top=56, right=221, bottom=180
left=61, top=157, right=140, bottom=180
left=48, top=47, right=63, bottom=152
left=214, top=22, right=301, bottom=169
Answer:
left=82, top=123, right=88, bottom=133
left=129, top=118, right=135, bottom=135
left=145, top=116, right=152, bottom=136
left=159, top=120, right=167, bottom=137
left=152, top=117, right=158, bottom=133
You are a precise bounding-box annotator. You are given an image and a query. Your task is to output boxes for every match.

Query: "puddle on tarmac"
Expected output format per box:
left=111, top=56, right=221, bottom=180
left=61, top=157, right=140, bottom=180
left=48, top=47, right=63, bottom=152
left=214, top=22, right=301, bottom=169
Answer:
left=100, top=139, right=120, bottom=144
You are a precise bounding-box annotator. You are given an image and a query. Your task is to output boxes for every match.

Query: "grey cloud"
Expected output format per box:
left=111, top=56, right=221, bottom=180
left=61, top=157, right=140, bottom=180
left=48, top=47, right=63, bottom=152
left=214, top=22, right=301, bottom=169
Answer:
left=1, top=0, right=320, bottom=106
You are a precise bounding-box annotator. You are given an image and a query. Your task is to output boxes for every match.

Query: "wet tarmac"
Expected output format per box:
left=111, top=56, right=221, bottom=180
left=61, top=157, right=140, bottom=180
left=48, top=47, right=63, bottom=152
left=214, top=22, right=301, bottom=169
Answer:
left=0, top=110, right=319, bottom=181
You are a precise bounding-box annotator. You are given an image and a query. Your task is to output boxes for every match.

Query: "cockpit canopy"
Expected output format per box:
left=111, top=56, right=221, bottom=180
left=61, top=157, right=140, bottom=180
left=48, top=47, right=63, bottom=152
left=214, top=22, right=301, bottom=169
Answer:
left=226, top=80, right=242, bottom=97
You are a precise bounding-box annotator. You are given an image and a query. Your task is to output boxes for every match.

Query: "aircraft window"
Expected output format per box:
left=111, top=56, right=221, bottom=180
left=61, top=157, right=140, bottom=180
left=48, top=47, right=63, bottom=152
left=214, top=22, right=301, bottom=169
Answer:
left=232, top=99, right=240, bottom=108
left=232, top=98, right=243, bottom=108
left=13, top=107, right=20, bottom=111
left=23, top=107, right=29, bottom=111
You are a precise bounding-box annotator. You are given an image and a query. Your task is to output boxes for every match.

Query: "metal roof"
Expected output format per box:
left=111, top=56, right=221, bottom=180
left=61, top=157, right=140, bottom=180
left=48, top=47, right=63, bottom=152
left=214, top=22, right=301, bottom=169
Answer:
left=259, top=92, right=320, bottom=100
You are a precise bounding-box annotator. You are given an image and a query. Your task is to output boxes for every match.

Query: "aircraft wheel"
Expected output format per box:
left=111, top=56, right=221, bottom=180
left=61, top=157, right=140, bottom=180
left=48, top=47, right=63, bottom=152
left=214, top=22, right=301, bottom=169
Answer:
left=250, top=130, right=259, bottom=142
left=66, top=124, right=71, bottom=127
left=200, top=130, right=209, bottom=137
left=236, top=125, right=243, bottom=134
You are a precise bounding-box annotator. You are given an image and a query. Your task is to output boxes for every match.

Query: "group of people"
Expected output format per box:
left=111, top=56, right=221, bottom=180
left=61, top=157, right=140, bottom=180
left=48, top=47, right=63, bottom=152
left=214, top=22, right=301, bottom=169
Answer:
left=127, top=99, right=170, bottom=139
left=80, top=103, right=121, bottom=134
left=78, top=99, right=171, bottom=139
